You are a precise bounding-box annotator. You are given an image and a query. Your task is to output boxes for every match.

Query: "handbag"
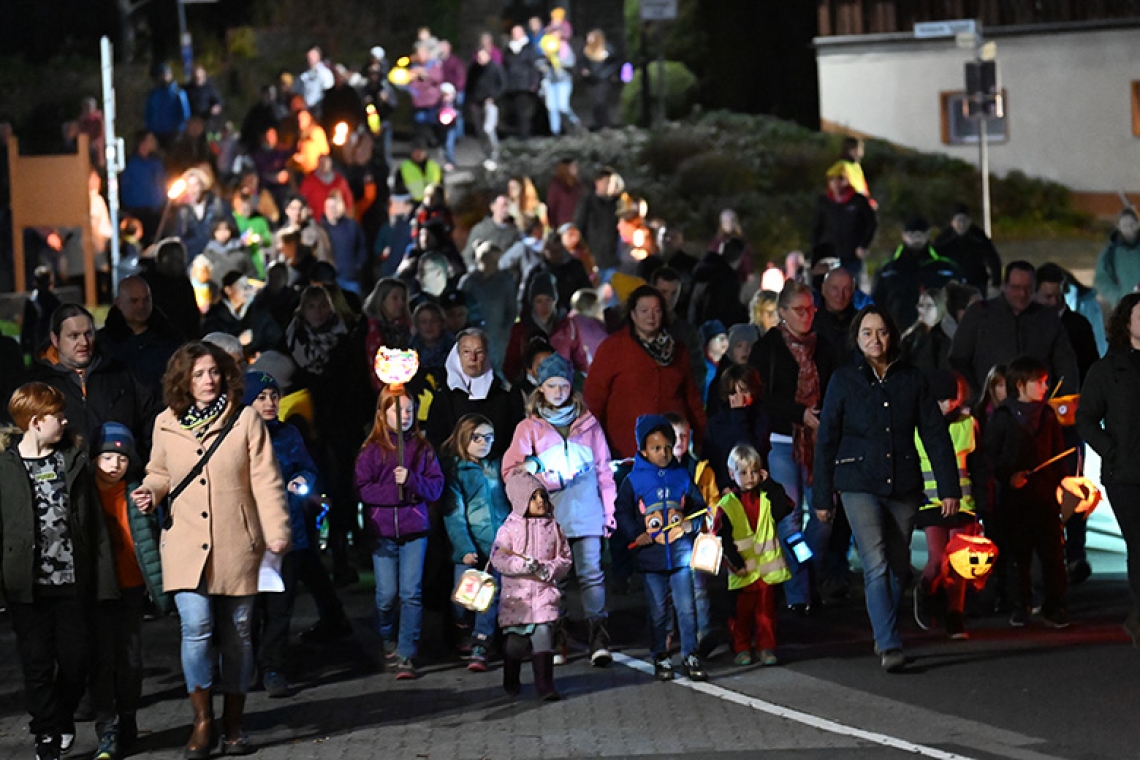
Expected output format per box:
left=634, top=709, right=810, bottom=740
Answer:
left=157, top=410, right=242, bottom=530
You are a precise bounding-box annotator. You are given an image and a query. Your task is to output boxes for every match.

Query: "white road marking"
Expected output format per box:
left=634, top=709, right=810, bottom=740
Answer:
left=612, top=651, right=978, bottom=760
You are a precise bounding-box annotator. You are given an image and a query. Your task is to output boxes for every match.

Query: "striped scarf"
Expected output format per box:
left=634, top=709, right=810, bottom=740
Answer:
left=180, top=394, right=229, bottom=438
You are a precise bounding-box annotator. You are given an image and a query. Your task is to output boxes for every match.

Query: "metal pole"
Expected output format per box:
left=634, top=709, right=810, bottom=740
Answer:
left=656, top=23, right=666, bottom=126
left=101, top=36, right=123, bottom=296
left=176, top=0, right=192, bottom=76
left=979, top=108, right=991, bottom=238
left=396, top=393, right=405, bottom=501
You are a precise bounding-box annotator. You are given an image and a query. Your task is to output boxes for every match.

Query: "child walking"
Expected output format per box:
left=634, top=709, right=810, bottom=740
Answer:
left=491, top=472, right=572, bottom=701
left=245, top=372, right=352, bottom=697
left=442, top=414, right=511, bottom=672
left=0, top=383, right=115, bottom=760
left=613, top=414, right=708, bottom=682
left=714, top=444, right=793, bottom=667
left=90, top=423, right=170, bottom=760
left=502, top=353, right=616, bottom=666
left=357, top=384, right=445, bottom=679
left=913, top=371, right=987, bottom=639
left=983, top=357, right=1070, bottom=628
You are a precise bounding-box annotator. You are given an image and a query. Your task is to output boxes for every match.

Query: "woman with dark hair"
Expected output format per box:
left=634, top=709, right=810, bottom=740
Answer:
left=813, top=305, right=960, bottom=672
left=363, top=278, right=413, bottom=391
left=583, top=285, right=705, bottom=459
left=1076, top=292, right=1140, bottom=647
left=131, top=342, right=289, bottom=756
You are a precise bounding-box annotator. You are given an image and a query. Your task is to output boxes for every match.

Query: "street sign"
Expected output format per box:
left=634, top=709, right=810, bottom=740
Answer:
left=640, top=0, right=678, bottom=21
left=914, top=19, right=977, bottom=38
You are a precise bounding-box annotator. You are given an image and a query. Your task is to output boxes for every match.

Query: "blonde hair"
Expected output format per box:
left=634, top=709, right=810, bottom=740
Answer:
left=727, top=444, right=763, bottom=474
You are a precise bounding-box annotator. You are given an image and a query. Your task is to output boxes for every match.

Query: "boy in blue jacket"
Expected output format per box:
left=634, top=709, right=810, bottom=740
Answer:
left=613, top=414, right=708, bottom=682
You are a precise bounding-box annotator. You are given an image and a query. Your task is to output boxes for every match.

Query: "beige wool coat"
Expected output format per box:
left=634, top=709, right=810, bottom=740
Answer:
left=143, top=404, right=291, bottom=596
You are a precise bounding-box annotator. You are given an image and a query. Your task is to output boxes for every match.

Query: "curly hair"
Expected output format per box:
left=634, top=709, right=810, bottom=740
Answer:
left=1107, top=293, right=1140, bottom=353
left=162, top=341, right=244, bottom=417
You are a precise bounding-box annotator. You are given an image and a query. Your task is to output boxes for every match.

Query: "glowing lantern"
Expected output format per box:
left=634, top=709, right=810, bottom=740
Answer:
left=396, top=56, right=411, bottom=68
left=946, top=533, right=998, bottom=590
left=375, top=347, right=420, bottom=498
left=438, top=106, right=457, bottom=126
left=1057, top=476, right=1101, bottom=522
left=541, top=34, right=561, bottom=56
left=690, top=533, right=723, bottom=575
left=760, top=263, right=785, bottom=293
left=366, top=104, right=382, bottom=135
left=166, top=177, right=187, bottom=200
left=630, top=227, right=649, bottom=260
left=452, top=568, right=497, bottom=612
left=332, top=122, right=349, bottom=147
left=620, top=62, right=634, bottom=84
left=388, top=66, right=412, bottom=86
left=1048, top=394, right=1080, bottom=426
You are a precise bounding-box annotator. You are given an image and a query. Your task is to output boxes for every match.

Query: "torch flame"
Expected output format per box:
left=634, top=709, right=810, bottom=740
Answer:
left=166, top=177, right=188, bottom=200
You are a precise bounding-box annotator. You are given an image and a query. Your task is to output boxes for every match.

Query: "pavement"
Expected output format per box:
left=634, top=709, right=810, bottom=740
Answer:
left=0, top=542, right=1138, bottom=760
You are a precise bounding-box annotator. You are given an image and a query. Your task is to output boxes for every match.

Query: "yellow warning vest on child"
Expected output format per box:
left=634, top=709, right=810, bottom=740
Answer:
left=915, top=415, right=977, bottom=515
left=716, top=492, right=791, bottom=590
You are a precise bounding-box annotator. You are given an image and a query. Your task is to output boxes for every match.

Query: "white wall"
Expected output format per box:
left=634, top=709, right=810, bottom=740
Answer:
left=816, top=26, right=1140, bottom=194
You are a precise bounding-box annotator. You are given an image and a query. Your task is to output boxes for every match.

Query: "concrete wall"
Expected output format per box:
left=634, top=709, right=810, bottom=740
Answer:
left=816, top=25, right=1140, bottom=195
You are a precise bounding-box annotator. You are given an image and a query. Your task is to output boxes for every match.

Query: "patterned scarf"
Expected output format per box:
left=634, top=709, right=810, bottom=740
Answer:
left=778, top=323, right=820, bottom=483
left=287, top=314, right=348, bottom=375
left=634, top=327, right=675, bottom=367
left=180, top=393, right=229, bottom=438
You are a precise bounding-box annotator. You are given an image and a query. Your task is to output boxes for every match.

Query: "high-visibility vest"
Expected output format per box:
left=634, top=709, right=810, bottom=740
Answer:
left=716, top=492, right=791, bottom=590
left=399, top=159, right=442, bottom=202
left=915, top=415, right=976, bottom=515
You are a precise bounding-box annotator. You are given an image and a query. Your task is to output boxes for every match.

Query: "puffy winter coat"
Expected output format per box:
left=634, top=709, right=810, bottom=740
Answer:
left=357, top=432, right=445, bottom=541
left=267, top=420, right=319, bottom=552
left=491, top=472, right=572, bottom=627
left=613, top=455, right=705, bottom=573
left=1077, top=350, right=1140, bottom=486
left=442, top=457, right=510, bottom=564
left=502, top=410, right=616, bottom=538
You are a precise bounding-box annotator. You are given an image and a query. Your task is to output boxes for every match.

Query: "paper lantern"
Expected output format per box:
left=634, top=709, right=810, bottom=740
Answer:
left=541, top=35, right=561, bottom=56
left=438, top=106, right=457, bottom=126
left=366, top=104, right=382, bottom=135
left=388, top=66, right=412, bottom=86
left=946, top=533, right=998, bottom=589
left=166, top=177, right=188, bottom=201
left=452, top=568, right=497, bottom=612
left=690, top=533, right=723, bottom=575
left=374, top=347, right=419, bottom=388
left=1057, top=476, right=1101, bottom=522
left=1048, top=394, right=1080, bottom=426
left=331, top=122, right=349, bottom=147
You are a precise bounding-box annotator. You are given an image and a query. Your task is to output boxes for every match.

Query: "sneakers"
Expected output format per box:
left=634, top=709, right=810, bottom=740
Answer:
left=588, top=619, right=613, bottom=668
left=383, top=641, right=399, bottom=662
left=35, top=735, right=60, bottom=760
left=880, top=649, right=906, bottom=673
left=913, top=588, right=932, bottom=631
left=683, top=654, right=708, bottom=682
left=653, top=655, right=674, bottom=681
left=759, top=649, right=779, bottom=666
left=94, top=730, right=118, bottom=760
left=1040, top=610, right=1071, bottom=629
left=394, top=657, right=417, bottom=680
left=300, top=617, right=352, bottom=645
left=467, top=645, right=489, bottom=672
left=1009, top=607, right=1029, bottom=627
left=263, top=670, right=291, bottom=698
left=945, top=612, right=969, bottom=640
left=733, top=650, right=753, bottom=666
left=59, top=733, right=74, bottom=755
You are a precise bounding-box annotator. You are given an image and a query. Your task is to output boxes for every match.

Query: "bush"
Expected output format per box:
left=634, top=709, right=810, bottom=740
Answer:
left=620, top=61, right=698, bottom=125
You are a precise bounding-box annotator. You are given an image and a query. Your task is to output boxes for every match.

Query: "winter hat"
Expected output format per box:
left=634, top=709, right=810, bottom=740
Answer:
left=440, top=82, right=457, bottom=97
left=243, top=371, right=280, bottom=407
left=527, top=271, right=559, bottom=305
left=699, top=319, right=727, bottom=347
left=93, top=422, right=139, bottom=465
left=535, top=352, right=573, bottom=387
left=929, top=370, right=960, bottom=403
left=635, top=413, right=676, bottom=452
left=370, top=46, right=386, bottom=60
left=440, top=289, right=466, bottom=309
left=727, top=323, right=759, bottom=357
left=505, top=470, right=547, bottom=515
left=904, top=216, right=930, bottom=233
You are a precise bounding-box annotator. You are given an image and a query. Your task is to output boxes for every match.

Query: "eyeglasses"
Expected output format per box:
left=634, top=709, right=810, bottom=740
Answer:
left=471, top=433, right=495, bottom=443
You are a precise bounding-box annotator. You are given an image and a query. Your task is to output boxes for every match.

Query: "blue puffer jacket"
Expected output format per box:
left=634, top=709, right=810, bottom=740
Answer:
left=442, top=457, right=511, bottom=564
left=267, top=420, right=320, bottom=552
left=813, top=360, right=961, bottom=512
left=613, top=454, right=705, bottom=573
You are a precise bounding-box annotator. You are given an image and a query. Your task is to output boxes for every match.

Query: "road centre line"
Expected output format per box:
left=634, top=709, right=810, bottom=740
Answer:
left=611, top=652, right=978, bottom=760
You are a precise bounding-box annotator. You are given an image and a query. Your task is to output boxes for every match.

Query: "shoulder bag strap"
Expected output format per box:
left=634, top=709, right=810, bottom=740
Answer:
left=168, top=409, right=243, bottom=504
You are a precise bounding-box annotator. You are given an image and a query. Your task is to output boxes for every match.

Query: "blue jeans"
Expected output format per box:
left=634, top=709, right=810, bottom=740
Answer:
left=452, top=564, right=501, bottom=643
left=769, top=439, right=826, bottom=606
left=693, top=568, right=711, bottom=642
left=174, top=581, right=256, bottom=694
left=544, top=79, right=577, bottom=135
left=841, top=492, right=919, bottom=652
left=567, top=536, right=607, bottom=620
left=644, top=567, right=698, bottom=658
left=372, top=536, right=427, bottom=660
left=443, top=123, right=459, bottom=166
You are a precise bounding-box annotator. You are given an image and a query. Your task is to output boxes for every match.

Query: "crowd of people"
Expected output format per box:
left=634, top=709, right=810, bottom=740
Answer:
left=4, top=16, right=1140, bottom=760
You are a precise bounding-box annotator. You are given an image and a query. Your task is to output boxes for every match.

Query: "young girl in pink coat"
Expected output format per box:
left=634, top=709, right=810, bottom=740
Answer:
left=502, top=352, right=616, bottom=666
left=491, top=471, right=572, bottom=701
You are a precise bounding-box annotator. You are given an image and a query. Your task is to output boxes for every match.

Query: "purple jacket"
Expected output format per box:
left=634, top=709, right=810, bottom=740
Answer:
left=491, top=472, right=572, bottom=627
left=356, top=433, right=444, bottom=540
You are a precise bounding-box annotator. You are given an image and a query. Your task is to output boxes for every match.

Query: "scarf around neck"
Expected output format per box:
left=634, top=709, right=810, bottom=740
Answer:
left=634, top=327, right=675, bottom=367
left=778, top=322, right=820, bottom=481
left=287, top=314, right=347, bottom=375
left=180, top=393, right=229, bottom=437
left=538, top=399, right=580, bottom=428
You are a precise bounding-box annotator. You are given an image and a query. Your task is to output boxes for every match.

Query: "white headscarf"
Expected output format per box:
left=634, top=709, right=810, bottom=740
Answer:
left=445, top=343, right=494, bottom=400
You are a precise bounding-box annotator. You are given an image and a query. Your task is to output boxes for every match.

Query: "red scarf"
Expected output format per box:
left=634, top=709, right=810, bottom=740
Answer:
left=778, top=323, right=820, bottom=483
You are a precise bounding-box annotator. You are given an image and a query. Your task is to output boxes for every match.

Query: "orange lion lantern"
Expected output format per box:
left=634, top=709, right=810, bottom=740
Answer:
left=946, top=533, right=999, bottom=590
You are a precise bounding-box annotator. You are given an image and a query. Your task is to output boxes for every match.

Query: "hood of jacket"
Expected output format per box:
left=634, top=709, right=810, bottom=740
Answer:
left=505, top=470, right=545, bottom=515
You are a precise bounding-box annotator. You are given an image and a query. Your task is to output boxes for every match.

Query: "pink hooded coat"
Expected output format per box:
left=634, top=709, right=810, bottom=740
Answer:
left=491, top=472, right=572, bottom=627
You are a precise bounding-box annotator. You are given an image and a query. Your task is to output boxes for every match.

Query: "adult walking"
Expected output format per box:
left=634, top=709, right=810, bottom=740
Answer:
left=748, top=281, right=835, bottom=612
left=132, top=342, right=290, bottom=757
left=1075, top=292, right=1140, bottom=647
left=584, top=285, right=705, bottom=459
left=813, top=305, right=960, bottom=672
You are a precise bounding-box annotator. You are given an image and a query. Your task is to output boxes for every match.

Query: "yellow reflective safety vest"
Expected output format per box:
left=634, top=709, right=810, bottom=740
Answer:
left=399, top=159, right=443, bottom=202
left=915, top=415, right=976, bottom=514
left=716, top=492, right=791, bottom=590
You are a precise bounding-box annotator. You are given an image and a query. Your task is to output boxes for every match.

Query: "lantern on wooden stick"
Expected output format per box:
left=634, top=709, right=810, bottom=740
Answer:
left=946, top=532, right=998, bottom=590
left=374, top=347, right=420, bottom=499
left=1057, top=476, right=1101, bottom=523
